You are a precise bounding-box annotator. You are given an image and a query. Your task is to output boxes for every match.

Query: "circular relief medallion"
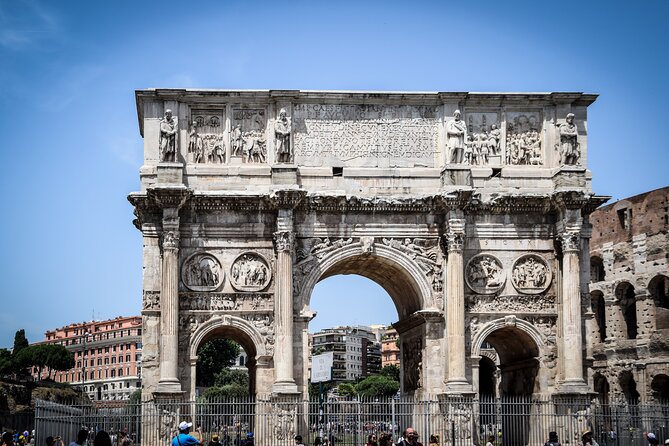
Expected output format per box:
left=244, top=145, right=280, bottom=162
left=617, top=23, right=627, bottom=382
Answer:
left=181, top=252, right=224, bottom=291
left=511, top=254, right=552, bottom=294
left=230, top=252, right=272, bottom=291
left=465, top=254, right=506, bottom=294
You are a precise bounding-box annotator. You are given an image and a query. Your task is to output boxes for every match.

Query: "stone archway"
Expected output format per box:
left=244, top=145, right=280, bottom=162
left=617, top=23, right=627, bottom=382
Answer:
left=472, top=317, right=544, bottom=395
left=295, top=240, right=442, bottom=394
left=187, top=315, right=273, bottom=399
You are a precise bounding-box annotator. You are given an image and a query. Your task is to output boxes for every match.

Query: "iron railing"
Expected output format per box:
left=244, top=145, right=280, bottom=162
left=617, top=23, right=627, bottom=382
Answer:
left=34, top=396, right=669, bottom=446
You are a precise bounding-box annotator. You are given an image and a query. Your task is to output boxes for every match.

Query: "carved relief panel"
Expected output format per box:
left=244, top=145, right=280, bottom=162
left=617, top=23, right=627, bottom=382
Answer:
left=464, top=112, right=502, bottom=166
left=511, top=254, right=552, bottom=294
left=465, top=254, right=505, bottom=294
left=231, top=108, right=267, bottom=163
left=181, top=252, right=224, bottom=291
left=230, top=252, right=272, bottom=291
left=189, top=110, right=226, bottom=164
left=505, top=111, right=543, bottom=166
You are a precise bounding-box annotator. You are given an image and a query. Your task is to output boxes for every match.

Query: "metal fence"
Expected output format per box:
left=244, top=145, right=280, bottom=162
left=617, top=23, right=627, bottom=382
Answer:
left=35, top=396, right=669, bottom=446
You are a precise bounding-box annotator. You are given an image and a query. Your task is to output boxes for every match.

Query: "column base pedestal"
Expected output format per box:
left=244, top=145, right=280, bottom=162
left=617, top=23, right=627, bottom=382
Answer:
left=157, top=162, right=184, bottom=185
left=155, top=378, right=183, bottom=395
left=272, top=380, right=299, bottom=395
left=445, top=379, right=474, bottom=395
left=557, top=379, right=590, bottom=395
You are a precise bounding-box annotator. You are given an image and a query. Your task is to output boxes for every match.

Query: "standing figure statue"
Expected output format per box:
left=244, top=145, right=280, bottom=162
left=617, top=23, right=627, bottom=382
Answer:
left=558, top=112, right=580, bottom=165
left=159, top=109, right=178, bottom=162
left=188, top=121, right=204, bottom=163
left=231, top=124, right=243, bottom=156
left=275, top=108, right=292, bottom=163
left=447, top=110, right=467, bottom=164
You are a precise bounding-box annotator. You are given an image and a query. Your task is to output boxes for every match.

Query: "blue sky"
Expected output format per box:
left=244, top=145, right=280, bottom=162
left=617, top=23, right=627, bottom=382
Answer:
left=0, top=0, right=667, bottom=347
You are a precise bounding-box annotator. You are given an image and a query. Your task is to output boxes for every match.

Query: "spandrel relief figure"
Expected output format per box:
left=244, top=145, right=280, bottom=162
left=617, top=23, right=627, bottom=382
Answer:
left=275, top=108, right=292, bottom=163
left=447, top=110, right=467, bottom=164
left=159, top=109, right=178, bottom=162
left=557, top=113, right=580, bottom=165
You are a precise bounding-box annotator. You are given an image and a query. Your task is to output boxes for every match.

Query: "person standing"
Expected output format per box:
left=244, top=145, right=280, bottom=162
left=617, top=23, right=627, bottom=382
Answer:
left=544, top=431, right=561, bottom=446
left=294, top=436, right=305, bottom=446
left=397, top=428, right=422, bottom=446
left=69, top=430, right=88, bottom=446
left=172, top=422, right=202, bottom=446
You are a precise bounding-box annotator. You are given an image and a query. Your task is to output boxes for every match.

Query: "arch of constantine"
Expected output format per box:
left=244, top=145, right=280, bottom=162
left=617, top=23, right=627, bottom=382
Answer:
left=128, top=89, right=606, bottom=402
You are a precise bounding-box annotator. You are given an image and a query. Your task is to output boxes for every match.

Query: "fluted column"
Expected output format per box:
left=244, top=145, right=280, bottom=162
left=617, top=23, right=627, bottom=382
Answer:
left=272, top=209, right=299, bottom=394
left=445, top=217, right=472, bottom=393
left=558, top=228, right=588, bottom=393
left=157, top=210, right=182, bottom=392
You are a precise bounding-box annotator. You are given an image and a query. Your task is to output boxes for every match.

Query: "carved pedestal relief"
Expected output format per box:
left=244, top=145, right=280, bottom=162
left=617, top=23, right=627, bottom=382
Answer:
left=465, top=254, right=505, bottom=294
left=506, top=112, right=543, bottom=166
left=511, top=254, right=552, bottom=294
left=230, top=252, right=272, bottom=291
left=189, top=111, right=225, bottom=164
left=181, top=252, right=224, bottom=291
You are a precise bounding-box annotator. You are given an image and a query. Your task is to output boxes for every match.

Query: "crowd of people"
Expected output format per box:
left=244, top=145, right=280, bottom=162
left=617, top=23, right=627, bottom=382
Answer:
left=0, top=429, right=132, bottom=446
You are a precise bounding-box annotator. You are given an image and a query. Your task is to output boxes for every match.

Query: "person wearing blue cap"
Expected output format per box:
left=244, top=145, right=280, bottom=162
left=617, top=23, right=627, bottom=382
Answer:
left=172, top=422, right=202, bottom=446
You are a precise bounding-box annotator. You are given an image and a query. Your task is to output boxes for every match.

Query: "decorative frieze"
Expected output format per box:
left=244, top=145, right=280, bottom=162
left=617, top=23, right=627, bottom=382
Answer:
left=179, top=292, right=273, bottom=312
left=466, top=293, right=555, bottom=313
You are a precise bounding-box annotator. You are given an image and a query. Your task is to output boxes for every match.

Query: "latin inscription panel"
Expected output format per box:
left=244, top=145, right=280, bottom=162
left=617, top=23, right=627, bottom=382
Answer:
left=292, top=104, right=439, bottom=167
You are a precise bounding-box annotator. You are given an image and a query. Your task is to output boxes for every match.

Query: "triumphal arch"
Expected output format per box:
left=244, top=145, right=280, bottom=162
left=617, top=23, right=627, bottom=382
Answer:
left=129, top=89, right=606, bottom=401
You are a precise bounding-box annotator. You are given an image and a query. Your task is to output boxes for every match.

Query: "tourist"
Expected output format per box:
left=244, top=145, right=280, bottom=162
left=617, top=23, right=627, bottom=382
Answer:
left=295, top=435, right=305, bottom=446
left=118, top=431, right=132, bottom=446
left=3, top=432, right=15, bottom=446
left=428, top=434, right=439, bottom=446
left=45, top=436, right=64, bottom=446
left=172, top=422, right=202, bottom=446
left=378, top=434, right=393, bottom=446
left=485, top=435, right=495, bottom=446
left=545, top=431, right=561, bottom=446
left=92, top=432, right=111, bottom=446
left=644, top=433, right=659, bottom=446
left=581, top=430, right=598, bottom=446
left=312, top=437, right=322, bottom=446
left=208, top=435, right=222, bottom=446
left=366, top=434, right=378, bottom=446
left=397, top=428, right=422, bottom=446
left=242, top=432, right=254, bottom=446
left=69, top=430, right=88, bottom=446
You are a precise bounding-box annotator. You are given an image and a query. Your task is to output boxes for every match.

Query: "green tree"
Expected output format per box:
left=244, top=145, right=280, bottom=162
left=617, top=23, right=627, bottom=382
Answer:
left=337, top=382, right=357, bottom=397
left=214, top=368, right=249, bottom=388
left=45, top=344, right=74, bottom=378
left=0, top=349, right=12, bottom=374
left=13, top=330, right=29, bottom=354
left=196, top=339, right=241, bottom=387
left=355, top=375, right=400, bottom=397
left=380, top=364, right=400, bottom=382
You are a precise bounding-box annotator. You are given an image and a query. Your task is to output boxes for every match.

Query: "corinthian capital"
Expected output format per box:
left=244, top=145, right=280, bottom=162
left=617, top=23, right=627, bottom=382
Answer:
left=273, top=230, right=294, bottom=252
left=162, top=230, right=180, bottom=250
left=445, top=218, right=466, bottom=253
left=559, top=229, right=581, bottom=252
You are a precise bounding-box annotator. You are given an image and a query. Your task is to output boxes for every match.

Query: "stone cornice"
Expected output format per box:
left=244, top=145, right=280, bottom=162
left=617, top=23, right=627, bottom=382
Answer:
left=128, top=190, right=608, bottom=229
left=393, top=310, right=444, bottom=334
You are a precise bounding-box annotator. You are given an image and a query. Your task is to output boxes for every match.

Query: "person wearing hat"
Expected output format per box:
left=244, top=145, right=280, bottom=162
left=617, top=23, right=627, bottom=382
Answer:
left=581, top=430, right=598, bottom=446
left=208, top=435, right=222, bottom=446
left=172, top=422, right=202, bottom=446
left=644, top=432, right=659, bottom=446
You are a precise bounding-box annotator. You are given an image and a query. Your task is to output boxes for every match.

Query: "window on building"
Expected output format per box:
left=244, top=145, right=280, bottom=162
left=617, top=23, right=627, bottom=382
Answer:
left=97, top=359, right=102, bottom=366
left=136, top=342, right=142, bottom=349
left=112, top=357, right=116, bottom=364
left=126, top=355, right=131, bottom=363
left=110, top=370, right=116, bottom=378
left=104, top=358, right=109, bottom=365
left=118, top=368, right=123, bottom=377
